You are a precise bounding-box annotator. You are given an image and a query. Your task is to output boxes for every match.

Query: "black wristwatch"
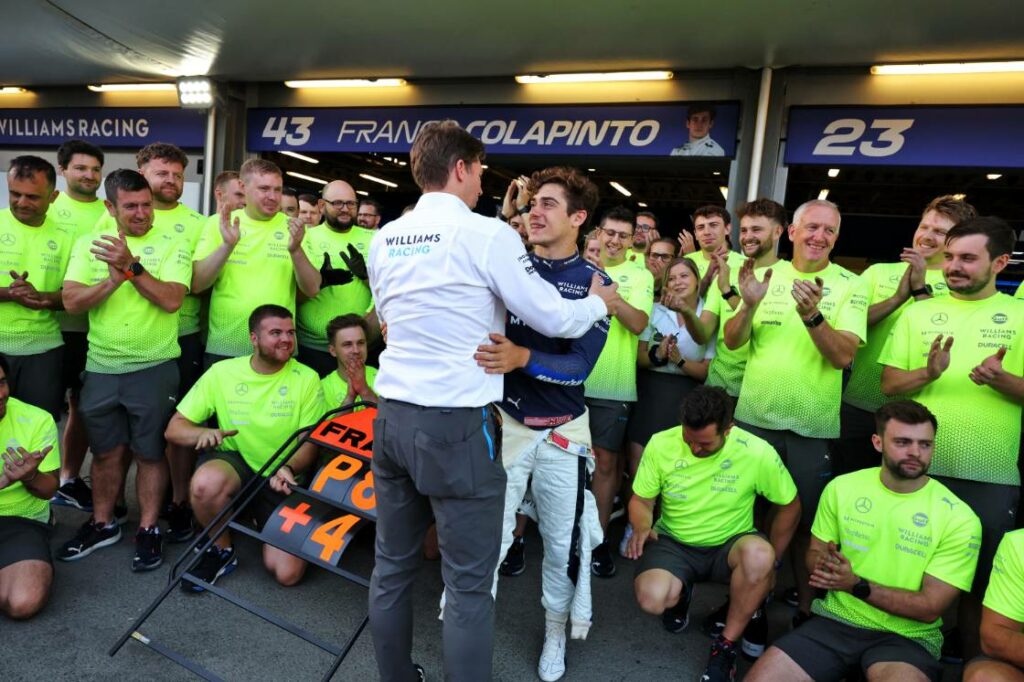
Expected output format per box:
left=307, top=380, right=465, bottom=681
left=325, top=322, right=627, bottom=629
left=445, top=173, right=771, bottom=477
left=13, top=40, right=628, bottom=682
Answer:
left=852, top=577, right=871, bottom=599
left=722, top=286, right=738, bottom=301
left=909, top=284, right=933, bottom=298
left=676, top=357, right=686, bottom=369
left=803, top=311, right=825, bottom=328
left=647, top=344, right=668, bottom=367
left=124, top=261, right=145, bottom=279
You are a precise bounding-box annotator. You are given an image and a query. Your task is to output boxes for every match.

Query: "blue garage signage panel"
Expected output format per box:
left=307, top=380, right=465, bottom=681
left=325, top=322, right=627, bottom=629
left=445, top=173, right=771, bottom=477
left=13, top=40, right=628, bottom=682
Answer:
left=247, top=103, right=740, bottom=157
left=786, top=106, right=1024, bottom=168
left=0, top=108, right=207, bottom=148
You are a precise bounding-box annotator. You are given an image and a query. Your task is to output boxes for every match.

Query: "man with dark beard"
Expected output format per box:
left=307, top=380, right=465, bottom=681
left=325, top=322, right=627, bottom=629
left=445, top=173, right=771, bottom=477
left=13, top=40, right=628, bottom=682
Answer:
left=881, top=216, right=1024, bottom=659
left=296, top=180, right=375, bottom=376
left=747, top=400, right=981, bottom=682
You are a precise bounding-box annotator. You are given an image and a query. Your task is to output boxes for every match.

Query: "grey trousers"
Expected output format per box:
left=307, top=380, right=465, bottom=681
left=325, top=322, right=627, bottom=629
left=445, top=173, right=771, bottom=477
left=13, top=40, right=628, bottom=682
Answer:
left=369, top=398, right=506, bottom=682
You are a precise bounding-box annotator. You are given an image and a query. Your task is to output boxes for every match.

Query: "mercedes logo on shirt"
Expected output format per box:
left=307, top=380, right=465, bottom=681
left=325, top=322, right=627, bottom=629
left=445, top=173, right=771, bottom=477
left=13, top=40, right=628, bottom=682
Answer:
left=854, top=497, right=872, bottom=513
left=58, top=208, right=71, bottom=218
left=772, top=284, right=786, bottom=296
left=930, top=312, right=949, bottom=325
left=235, top=383, right=249, bottom=396
left=0, top=233, right=15, bottom=246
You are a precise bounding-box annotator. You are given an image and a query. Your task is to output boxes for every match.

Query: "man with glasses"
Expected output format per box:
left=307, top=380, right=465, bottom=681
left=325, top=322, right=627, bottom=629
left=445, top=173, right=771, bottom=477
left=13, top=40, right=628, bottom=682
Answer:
left=632, top=211, right=660, bottom=260
left=358, top=198, right=382, bottom=229
left=296, top=180, right=375, bottom=376
left=191, top=159, right=321, bottom=367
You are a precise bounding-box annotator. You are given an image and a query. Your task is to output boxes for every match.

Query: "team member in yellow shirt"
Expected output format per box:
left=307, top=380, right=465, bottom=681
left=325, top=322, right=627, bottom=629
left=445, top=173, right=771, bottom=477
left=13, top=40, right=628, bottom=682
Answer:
left=320, top=314, right=377, bottom=408
left=964, top=529, right=1024, bottom=681
left=748, top=400, right=981, bottom=682
left=0, top=355, right=60, bottom=620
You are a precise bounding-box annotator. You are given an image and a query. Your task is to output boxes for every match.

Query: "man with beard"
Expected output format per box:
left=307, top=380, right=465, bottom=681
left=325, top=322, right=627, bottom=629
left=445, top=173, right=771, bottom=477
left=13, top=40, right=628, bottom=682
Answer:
left=838, top=196, right=977, bottom=476
left=137, top=143, right=208, bottom=541
left=49, top=141, right=106, bottom=513
left=358, top=198, right=382, bottom=229
left=683, top=198, right=786, bottom=399
left=747, top=400, right=981, bottom=682
left=724, top=199, right=869, bottom=622
left=881, top=216, right=1024, bottom=658
left=296, top=180, right=374, bottom=376
left=165, top=304, right=325, bottom=590
left=192, top=159, right=321, bottom=366
left=57, top=170, right=190, bottom=571
left=632, top=211, right=659, bottom=261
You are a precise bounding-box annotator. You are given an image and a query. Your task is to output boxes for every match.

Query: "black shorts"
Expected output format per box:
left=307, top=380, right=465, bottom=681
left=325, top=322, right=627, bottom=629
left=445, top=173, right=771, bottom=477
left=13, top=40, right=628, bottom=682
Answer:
left=736, top=421, right=832, bottom=527
left=61, top=331, right=88, bottom=397
left=198, top=450, right=288, bottom=529
left=933, top=476, right=1019, bottom=593
left=3, top=347, right=63, bottom=422
left=635, top=531, right=764, bottom=586
left=0, top=515, right=52, bottom=568
left=585, top=398, right=632, bottom=452
left=773, top=615, right=942, bottom=681
left=176, top=332, right=205, bottom=399
left=79, top=361, right=180, bottom=460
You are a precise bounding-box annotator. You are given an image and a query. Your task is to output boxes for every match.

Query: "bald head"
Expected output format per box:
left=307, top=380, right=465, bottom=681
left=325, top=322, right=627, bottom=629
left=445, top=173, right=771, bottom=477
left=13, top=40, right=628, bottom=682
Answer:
left=321, top=180, right=358, bottom=231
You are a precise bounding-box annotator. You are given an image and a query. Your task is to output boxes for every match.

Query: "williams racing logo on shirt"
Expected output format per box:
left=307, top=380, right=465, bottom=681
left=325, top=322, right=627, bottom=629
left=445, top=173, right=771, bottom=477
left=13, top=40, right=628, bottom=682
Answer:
left=384, top=232, right=440, bottom=257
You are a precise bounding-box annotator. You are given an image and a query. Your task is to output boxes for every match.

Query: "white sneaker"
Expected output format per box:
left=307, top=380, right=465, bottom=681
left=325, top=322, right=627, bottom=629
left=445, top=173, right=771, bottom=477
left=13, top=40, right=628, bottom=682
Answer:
left=537, top=623, right=567, bottom=681
left=618, top=524, right=634, bottom=558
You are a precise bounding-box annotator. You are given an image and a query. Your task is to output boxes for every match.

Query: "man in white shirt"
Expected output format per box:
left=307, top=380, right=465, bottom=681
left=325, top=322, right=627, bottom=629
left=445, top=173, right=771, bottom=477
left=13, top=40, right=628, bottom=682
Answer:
left=670, top=104, right=726, bottom=157
left=367, top=120, right=620, bottom=682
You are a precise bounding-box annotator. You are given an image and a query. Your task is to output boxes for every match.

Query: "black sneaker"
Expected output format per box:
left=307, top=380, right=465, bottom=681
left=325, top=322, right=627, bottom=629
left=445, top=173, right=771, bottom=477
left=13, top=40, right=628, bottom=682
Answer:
left=115, top=503, right=128, bottom=525
left=741, top=603, right=768, bottom=659
left=662, top=583, right=694, bottom=633
left=702, top=597, right=730, bottom=638
left=166, top=501, right=196, bottom=543
left=590, top=540, right=616, bottom=578
left=132, top=526, right=164, bottom=572
left=499, top=536, right=526, bottom=577
left=57, top=518, right=122, bottom=561
left=51, top=477, right=93, bottom=512
left=701, top=637, right=738, bottom=681
left=183, top=545, right=238, bottom=593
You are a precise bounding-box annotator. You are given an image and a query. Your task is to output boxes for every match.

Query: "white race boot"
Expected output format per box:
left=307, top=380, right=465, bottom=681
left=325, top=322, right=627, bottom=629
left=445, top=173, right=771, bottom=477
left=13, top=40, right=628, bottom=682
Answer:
left=538, top=611, right=568, bottom=681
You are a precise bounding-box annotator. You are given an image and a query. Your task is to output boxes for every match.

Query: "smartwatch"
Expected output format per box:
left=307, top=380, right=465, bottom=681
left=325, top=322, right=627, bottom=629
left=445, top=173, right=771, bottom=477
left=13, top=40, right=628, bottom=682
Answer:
left=803, top=311, right=825, bottom=328
left=852, top=577, right=871, bottom=600
left=909, top=284, right=933, bottom=298
left=676, top=357, right=686, bottom=369
left=722, top=286, right=739, bottom=301
left=124, top=261, right=145, bottom=280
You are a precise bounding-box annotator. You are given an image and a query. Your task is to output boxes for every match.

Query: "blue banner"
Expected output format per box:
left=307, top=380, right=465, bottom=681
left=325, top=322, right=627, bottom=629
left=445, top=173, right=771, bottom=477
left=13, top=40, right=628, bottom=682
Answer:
left=0, top=108, right=207, bottom=148
left=786, top=106, right=1024, bottom=168
left=247, top=103, right=740, bottom=157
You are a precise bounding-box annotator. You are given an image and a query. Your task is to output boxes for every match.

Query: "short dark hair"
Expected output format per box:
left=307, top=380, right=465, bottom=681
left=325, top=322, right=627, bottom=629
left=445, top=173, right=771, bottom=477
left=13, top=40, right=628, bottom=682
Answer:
left=136, top=142, right=188, bottom=169
left=687, top=103, right=717, bottom=121
left=693, top=205, right=731, bottom=225
left=945, top=216, right=1016, bottom=260
left=646, top=237, right=678, bottom=256
left=875, top=400, right=937, bottom=436
left=282, top=186, right=298, bottom=199
left=736, top=198, right=786, bottom=227
left=358, top=198, right=382, bottom=214
left=213, top=170, right=239, bottom=191
left=57, top=139, right=104, bottom=169
left=410, top=120, right=485, bottom=192
left=636, top=210, right=658, bottom=228
left=104, top=169, right=151, bottom=205
left=8, top=156, right=56, bottom=188
left=528, top=166, right=600, bottom=229
left=298, top=192, right=319, bottom=205
left=680, top=386, right=734, bottom=434
left=599, top=206, right=636, bottom=231
left=923, top=195, right=977, bottom=226
left=248, top=304, right=293, bottom=333
left=326, top=314, right=369, bottom=344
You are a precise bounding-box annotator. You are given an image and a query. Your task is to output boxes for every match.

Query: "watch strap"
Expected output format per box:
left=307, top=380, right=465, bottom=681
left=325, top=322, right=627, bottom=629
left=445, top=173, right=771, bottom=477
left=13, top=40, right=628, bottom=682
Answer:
left=803, top=311, right=825, bottom=328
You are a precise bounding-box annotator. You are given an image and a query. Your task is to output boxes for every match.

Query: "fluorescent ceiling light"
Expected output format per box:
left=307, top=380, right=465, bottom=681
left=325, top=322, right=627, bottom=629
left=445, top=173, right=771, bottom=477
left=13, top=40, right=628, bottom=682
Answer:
left=817, top=189, right=830, bottom=200
left=871, top=61, right=1024, bottom=75
left=712, top=171, right=721, bottom=176
left=87, top=83, right=176, bottom=92
left=827, top=168, right=840, bottom=178
left=356, top=190, right=369, bottom=196
left=587, top=168, right=597, bottom=172
left=281, top=150, right=319, bottom=164
left=637, top=202, right=648, bottom=208
left=360, top=173, right=398, bottom=188
left=284, top=78, right=407, bottom=88
left=719, top=186, right=728, bottom=201
left=986, top=173, right=1003, bottom=180
left=0, top=87, right=26, bottom=95
left=609, top=181, right=631, bottom=197
left=516, top=70, right=673, bottom=84
left=286, top=171, right=327, bottom=185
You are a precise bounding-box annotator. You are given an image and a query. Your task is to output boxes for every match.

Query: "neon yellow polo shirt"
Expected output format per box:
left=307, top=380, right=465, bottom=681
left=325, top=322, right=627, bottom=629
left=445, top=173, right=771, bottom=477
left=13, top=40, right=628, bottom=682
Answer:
left=49, top=192, right=107, bottom=333
left=984, top=529, right=1024, bottom=623
left=0, top=397, right=60, bottom=522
